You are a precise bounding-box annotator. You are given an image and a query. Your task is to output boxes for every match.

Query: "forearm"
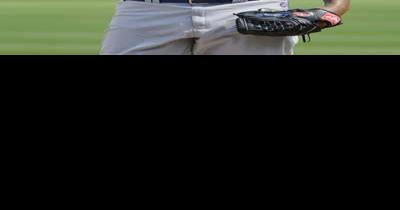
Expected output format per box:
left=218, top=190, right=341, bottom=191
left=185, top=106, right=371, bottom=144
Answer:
left=322, top=0, right=351, bottom=16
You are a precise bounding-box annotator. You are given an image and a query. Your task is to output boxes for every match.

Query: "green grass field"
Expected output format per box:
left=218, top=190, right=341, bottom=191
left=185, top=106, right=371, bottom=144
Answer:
left=0, top=0, right=399, bottom=54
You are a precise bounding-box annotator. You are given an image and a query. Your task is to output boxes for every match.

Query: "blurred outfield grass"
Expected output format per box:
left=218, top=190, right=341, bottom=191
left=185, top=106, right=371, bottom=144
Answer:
left=0, top=0, right=399, bottom=55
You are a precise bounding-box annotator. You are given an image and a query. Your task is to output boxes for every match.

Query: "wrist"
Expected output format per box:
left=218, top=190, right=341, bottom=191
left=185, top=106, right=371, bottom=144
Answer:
left=320, top=6, right=341, bottom=16
left=321, top=3, right=350, bottom=16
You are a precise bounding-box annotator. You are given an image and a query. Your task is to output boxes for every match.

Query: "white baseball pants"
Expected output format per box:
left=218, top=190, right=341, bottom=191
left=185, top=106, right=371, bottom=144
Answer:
left=100, top=0, right=298, bottom=55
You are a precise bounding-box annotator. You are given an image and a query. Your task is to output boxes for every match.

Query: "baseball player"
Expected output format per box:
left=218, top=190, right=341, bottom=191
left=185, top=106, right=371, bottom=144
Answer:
left=101, top=0, right=350, bottom=55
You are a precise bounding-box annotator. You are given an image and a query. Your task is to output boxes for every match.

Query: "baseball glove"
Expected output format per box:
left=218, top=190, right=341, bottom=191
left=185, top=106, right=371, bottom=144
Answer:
left=235, top=8, right=342, bottom=42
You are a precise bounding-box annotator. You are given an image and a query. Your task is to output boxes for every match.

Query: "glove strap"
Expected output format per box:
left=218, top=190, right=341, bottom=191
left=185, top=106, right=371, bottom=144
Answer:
left=321, top=13, right=341, bottom=26
left=316, top=8, right=342, bottom=26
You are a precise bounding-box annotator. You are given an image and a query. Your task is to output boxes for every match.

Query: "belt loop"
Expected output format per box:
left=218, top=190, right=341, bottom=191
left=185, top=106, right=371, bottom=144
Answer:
left=145, top=0, right=152, bottom=3
left=153, top=0, right=160, bottom=3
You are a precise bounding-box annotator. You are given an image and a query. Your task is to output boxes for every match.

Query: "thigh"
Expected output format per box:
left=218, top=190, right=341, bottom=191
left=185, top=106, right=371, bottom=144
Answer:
left=193, top=0, right=298, bottom=55
left=101, top=28, right=194, bottom=55
left=194, top=33, right=298, bottom=55
left=100, top=1, right=194, bottom=55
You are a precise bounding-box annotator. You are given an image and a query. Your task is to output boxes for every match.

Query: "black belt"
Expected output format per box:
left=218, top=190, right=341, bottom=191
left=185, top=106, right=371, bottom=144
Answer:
left=124, top=0, right=257, bottom=4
